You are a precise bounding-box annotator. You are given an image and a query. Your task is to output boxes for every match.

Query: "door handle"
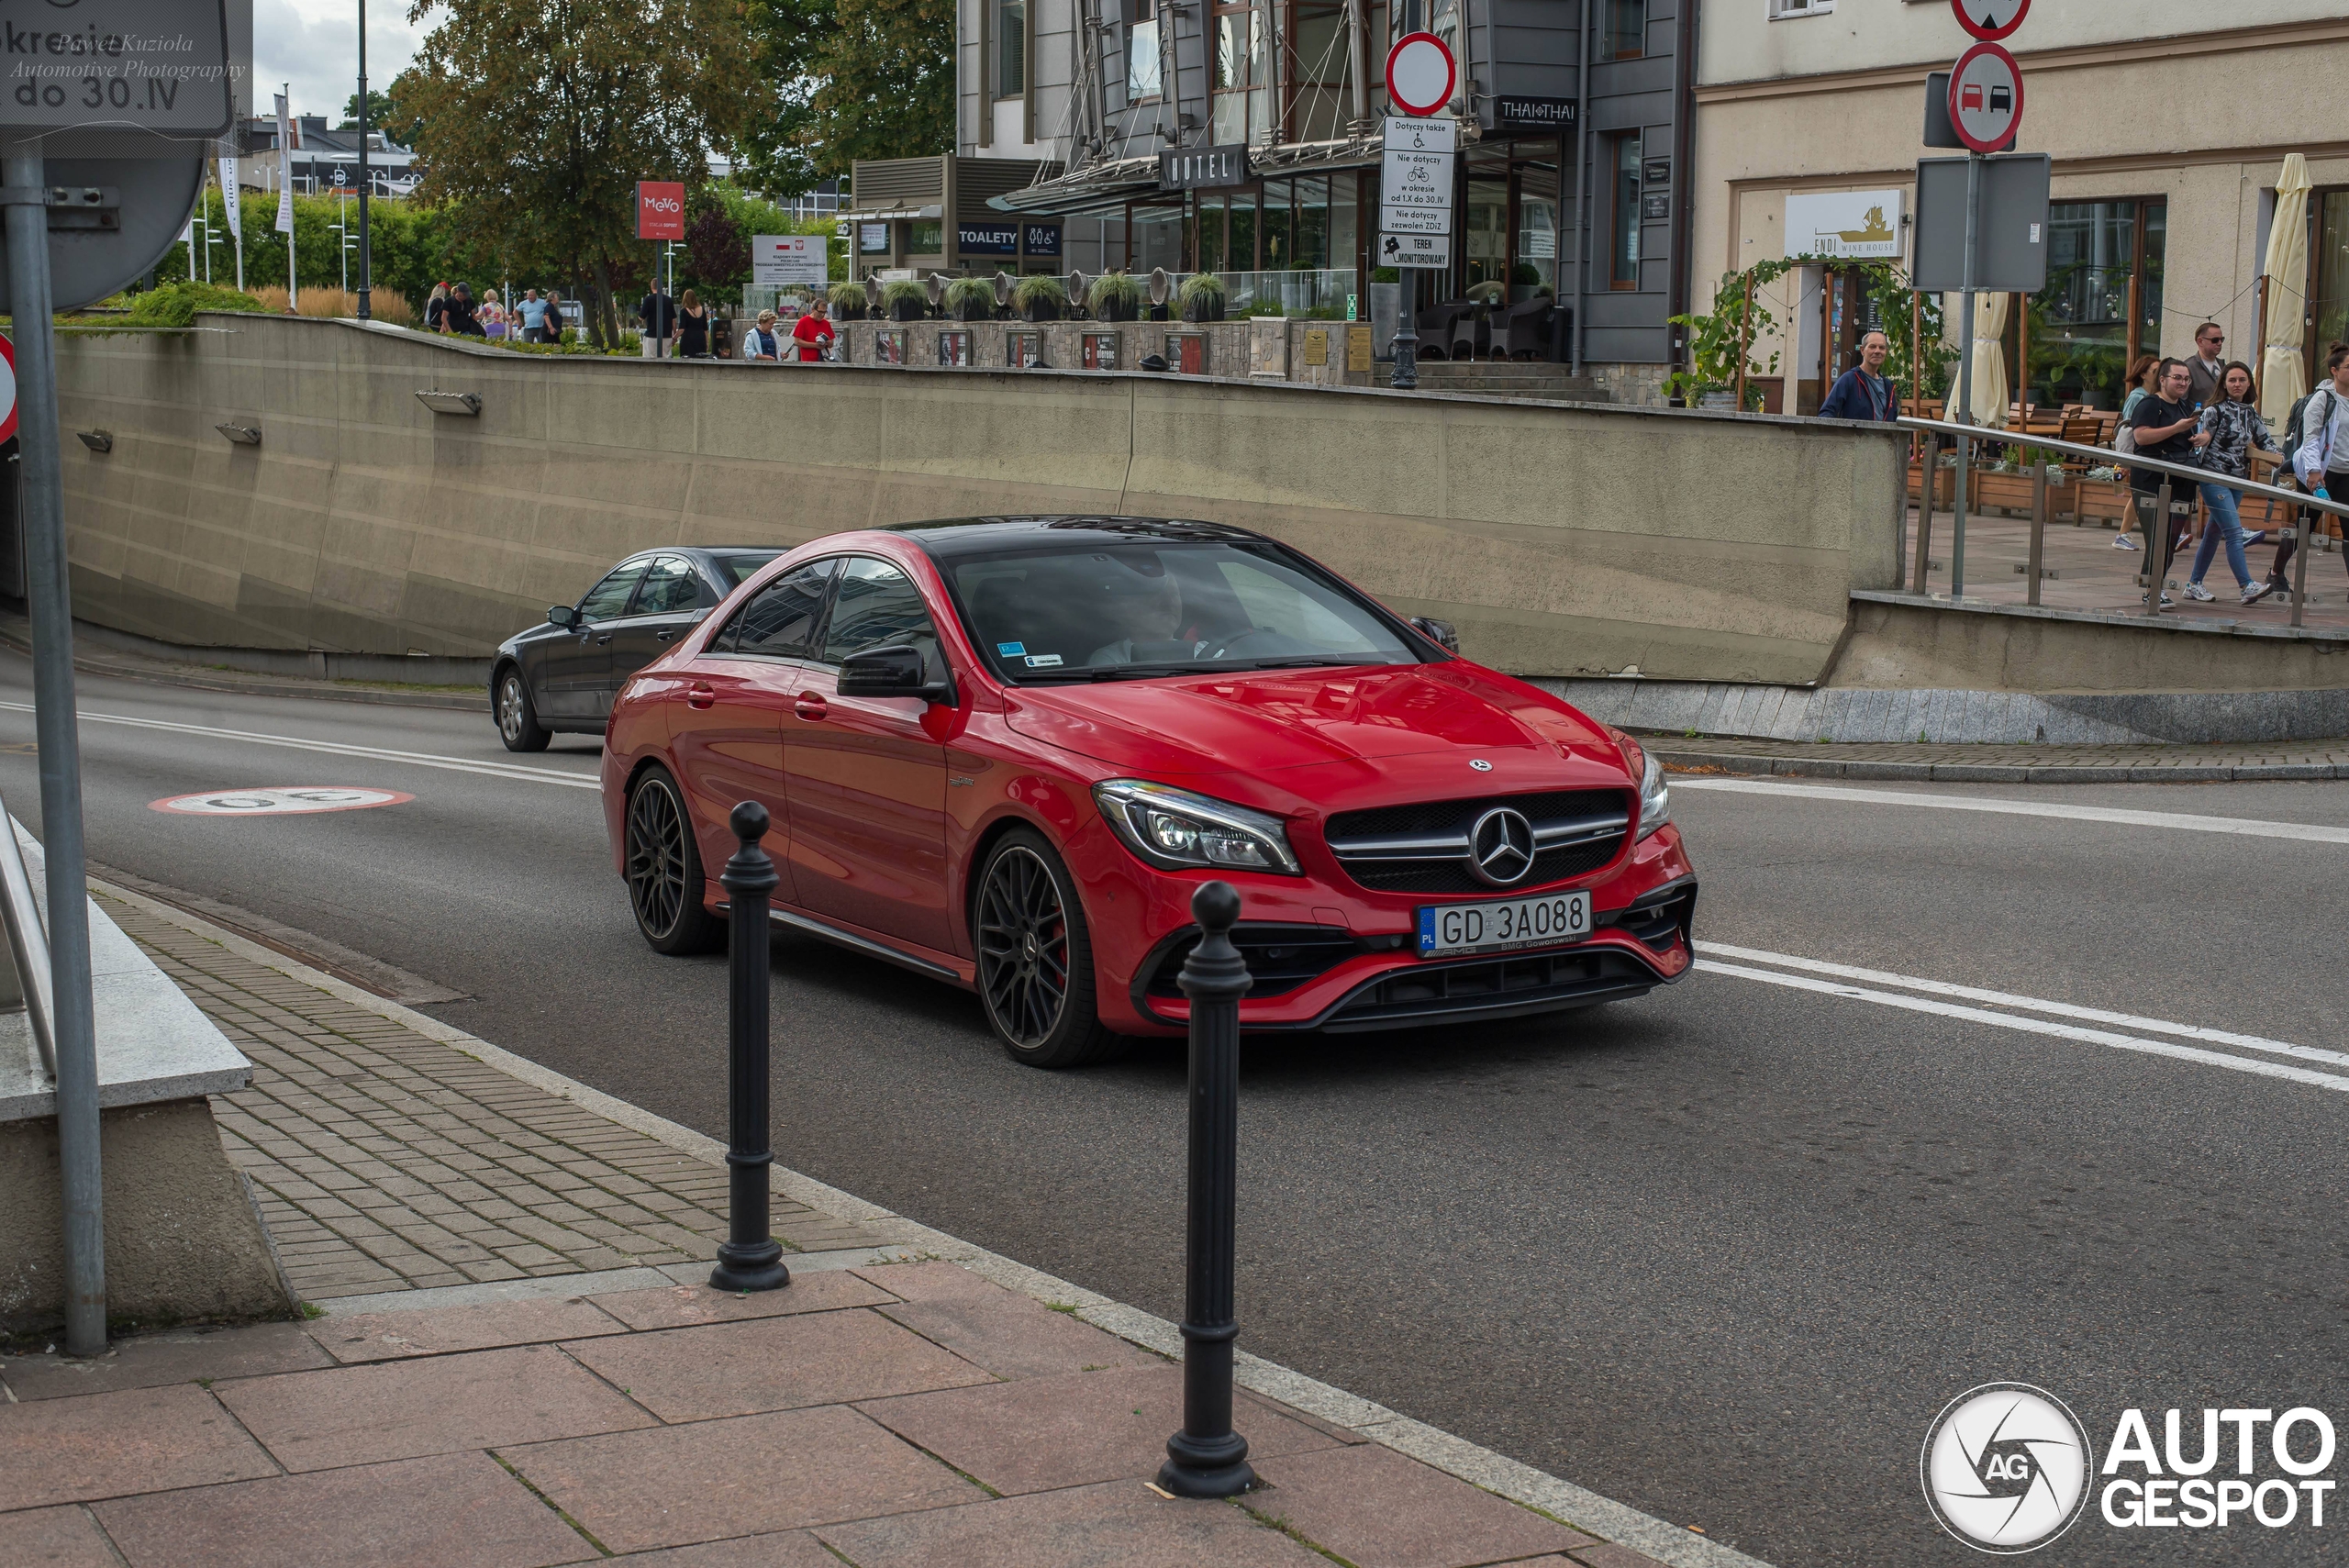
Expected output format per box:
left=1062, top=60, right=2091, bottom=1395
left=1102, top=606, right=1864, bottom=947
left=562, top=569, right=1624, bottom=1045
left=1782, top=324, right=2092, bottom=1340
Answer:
left=687, top=684, right=715, bottom=709
left=655, top=628, right=680, bottom=642
left=794, top=694, right=829, bottom=721
left=596, top=633, right=613, bottom=645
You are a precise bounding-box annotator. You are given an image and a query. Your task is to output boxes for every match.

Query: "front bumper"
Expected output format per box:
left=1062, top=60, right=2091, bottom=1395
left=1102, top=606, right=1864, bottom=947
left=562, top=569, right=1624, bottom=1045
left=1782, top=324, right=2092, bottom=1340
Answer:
left=1099, top=842, right=1698, bottom=1036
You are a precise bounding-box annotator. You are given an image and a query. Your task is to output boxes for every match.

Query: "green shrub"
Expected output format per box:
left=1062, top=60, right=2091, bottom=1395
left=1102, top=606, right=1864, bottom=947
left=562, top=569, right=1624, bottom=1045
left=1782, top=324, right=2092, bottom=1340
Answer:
left=829, top=280, right=867, bottom=313
left=943, top=277, right=995, bottom=317
left=881, top=280, right=928, bottom=314
left=1011, top=274, right=1065, bottom=310
left=1175, top=272, right=1226, bottom=308
left=128, top=282, right=267, bottom=328
left=1087, top=272, right=1141, bottom=313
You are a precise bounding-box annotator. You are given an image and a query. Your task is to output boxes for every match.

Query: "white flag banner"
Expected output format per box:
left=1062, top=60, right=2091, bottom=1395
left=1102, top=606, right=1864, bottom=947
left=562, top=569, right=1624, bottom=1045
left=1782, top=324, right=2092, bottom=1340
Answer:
left=218, top=156, right=240, bottom=232
left=273, top=93, right=295, bottom=236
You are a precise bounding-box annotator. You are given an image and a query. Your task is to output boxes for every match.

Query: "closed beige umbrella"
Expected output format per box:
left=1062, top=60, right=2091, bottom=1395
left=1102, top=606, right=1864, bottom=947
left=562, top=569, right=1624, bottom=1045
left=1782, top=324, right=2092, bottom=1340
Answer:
left=1968, top=290, right=2010, bottom=427
left=2260, top=153, right=2312, bottom=427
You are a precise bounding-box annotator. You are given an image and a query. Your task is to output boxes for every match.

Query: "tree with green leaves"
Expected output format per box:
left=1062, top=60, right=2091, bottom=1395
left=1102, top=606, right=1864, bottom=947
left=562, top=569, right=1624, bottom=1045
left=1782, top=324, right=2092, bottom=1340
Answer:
left=341, top=89, right=394, bottom=130
left=392, top=0, right=763, bottom=347
left=741, top=0, right=952, bottom=189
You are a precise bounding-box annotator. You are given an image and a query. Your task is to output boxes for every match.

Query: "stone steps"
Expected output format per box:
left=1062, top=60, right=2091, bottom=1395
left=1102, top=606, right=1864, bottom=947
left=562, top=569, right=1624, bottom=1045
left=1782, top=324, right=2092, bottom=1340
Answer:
left=1408, top=363, right=1610, bottom=402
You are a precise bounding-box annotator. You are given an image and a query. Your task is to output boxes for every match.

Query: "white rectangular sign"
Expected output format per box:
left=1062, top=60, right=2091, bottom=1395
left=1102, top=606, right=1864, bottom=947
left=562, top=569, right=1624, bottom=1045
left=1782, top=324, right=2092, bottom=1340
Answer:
left=1783, top=189, right=1905, bottom=260
left=1383, top=116, right=1457, bottom=153
left=751, top=233, right=828, bottom=286
left=1378, top=231, right=1451, bottom=268
left=0, top=0, right=235, bottom=136
left=1380, top=203, right=1451, bottom=236
left=1383, top=150, right=1453, bottom=210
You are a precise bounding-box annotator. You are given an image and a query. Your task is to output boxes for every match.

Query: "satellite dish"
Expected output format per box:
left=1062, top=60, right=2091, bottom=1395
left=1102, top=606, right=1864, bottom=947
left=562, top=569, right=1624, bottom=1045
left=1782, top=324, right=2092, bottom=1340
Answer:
left=993, top=271, right=1015, bottom=306
left=1148, top=268, right=1171, bottom=306
left=924, top=272, right=946, bottom=305
left=1066, top=270, right=1090, bottom=311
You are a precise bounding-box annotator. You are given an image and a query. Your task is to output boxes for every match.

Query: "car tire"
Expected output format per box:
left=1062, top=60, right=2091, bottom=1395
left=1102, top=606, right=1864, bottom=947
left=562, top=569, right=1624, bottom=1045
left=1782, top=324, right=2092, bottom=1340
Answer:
left=625, top=767, right=724, bottom=955
left=495, top=666, right=551, bottom=752
left=973, top=828, right=1117, bottom=1069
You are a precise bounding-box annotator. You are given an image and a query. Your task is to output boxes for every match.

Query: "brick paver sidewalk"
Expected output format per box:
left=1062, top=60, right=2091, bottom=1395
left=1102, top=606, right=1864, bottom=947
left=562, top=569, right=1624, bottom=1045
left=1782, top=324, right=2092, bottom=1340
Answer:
left=0, top=883, right=1746, bottom=1568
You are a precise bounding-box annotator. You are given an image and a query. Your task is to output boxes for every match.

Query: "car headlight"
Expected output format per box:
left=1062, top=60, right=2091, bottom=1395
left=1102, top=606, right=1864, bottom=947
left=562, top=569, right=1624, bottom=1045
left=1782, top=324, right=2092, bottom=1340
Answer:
left=1636, top=750, right=1672, bottom=841
left=1092, top=781, right=1301, bottom=875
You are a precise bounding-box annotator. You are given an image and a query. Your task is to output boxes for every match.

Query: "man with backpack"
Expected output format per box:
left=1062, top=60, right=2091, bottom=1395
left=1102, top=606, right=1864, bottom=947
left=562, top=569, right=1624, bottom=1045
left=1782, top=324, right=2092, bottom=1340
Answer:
left=2263, top=342, right=2349, bottom=600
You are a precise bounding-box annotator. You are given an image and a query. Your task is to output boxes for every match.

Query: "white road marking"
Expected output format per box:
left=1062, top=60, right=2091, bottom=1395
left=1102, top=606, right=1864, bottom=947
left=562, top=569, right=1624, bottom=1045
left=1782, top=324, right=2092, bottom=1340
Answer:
left=1703, top=942, right=2349, bottom=1072
left=1674, top=776, right=2349, bottom=844
left=0, top=701, right=602, bottom=790
left=1697, top=957, right=2349, bottom=1095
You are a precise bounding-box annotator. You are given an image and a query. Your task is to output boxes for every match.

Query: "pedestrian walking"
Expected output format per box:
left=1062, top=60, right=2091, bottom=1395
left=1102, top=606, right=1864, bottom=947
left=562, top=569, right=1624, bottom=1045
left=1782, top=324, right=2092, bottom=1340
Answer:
left=2185, top=361, right=2279, bottom=605
left=542, top=291, right=567, bottom=345
left=790, top=299, right=834, bottom=363
left=677, top=289, right=710, bottom=358
left=518, top=288, right=549, bottom=343
left=640, top=282, right=676, bottom=359
left=2127, top=358, right=2210, bottom=604
left=2119, top=353, right=2162, bottom=427
left=2185, top=322, right=2228, bottom=408
left=425, top=282, right=450, bottom=333
left=1816, top=329, right=1898, bottom=421
left=740, top=309, right=784, bottom=362
left=2274, top=341, right=2349, bottom=591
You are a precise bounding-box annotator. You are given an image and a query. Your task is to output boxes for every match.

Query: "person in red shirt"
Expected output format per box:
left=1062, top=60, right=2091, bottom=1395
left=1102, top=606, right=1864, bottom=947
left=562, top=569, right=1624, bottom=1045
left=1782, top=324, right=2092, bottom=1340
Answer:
left=791, top=300, right=834, bottom=362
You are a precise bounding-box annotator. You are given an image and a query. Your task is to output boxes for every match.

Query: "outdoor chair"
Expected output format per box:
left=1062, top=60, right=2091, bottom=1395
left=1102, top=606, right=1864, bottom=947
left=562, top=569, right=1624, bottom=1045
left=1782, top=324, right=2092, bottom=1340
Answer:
left=1416, top=300, right=1475, bottom=360
left=1449, top=308, right=1490, bottom=361
left=1492, top=298, right=1555, bottom=361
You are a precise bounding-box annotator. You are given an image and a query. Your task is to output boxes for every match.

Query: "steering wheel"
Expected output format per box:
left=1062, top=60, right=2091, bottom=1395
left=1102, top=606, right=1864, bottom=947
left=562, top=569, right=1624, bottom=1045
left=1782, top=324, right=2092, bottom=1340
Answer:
left=1197, top=628, right=1278, bottom=661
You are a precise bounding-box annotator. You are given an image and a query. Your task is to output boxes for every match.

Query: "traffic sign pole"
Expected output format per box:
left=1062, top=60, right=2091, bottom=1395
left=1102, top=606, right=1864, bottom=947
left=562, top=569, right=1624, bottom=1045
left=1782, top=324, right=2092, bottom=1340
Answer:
left=1952, top=151, right=1981, bottom=601
left=356, top=0, right=373, bottom=318
left=3, top=137, right=107, bottom=1357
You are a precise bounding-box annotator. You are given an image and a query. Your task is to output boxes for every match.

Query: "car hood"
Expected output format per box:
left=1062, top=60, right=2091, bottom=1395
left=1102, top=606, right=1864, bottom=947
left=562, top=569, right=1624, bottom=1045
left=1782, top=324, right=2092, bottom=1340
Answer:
left=1002, top=662, right=1623, bottom=777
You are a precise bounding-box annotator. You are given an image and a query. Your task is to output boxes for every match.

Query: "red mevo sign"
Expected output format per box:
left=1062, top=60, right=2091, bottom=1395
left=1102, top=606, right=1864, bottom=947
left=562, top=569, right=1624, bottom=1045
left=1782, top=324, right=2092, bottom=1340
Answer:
left=637, top=182, right=686, bottom=242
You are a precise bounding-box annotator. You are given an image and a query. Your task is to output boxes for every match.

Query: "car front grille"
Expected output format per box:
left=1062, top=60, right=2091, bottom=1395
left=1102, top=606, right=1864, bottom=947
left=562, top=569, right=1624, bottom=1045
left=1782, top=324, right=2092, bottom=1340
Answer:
left=1321, top=789, right=1631, bottom=895
left=1323, top=946, right=1656, bottom=1031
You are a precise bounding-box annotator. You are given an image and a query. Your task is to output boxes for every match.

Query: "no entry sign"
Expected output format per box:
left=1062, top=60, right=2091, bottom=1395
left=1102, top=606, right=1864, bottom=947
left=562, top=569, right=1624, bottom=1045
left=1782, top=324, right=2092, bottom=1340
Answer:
left=1950, top=0, right=2028, bottom=41
left=1947, top=42, right=2024, bottom=154
left=637, top=183, right=686, bottom=242
left=1385, top=31, right=1456, bottom=117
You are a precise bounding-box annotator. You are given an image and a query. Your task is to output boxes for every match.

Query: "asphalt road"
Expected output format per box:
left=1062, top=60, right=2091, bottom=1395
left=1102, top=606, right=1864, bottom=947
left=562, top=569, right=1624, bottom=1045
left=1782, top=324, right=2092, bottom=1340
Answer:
left=6, top=649, right=2347, bottom=1567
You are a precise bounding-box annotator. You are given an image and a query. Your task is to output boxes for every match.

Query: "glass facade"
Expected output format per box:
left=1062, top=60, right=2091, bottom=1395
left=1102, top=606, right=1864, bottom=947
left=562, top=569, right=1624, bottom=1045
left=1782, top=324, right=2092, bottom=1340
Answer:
left=2024, top=197, right=2166, bottom=409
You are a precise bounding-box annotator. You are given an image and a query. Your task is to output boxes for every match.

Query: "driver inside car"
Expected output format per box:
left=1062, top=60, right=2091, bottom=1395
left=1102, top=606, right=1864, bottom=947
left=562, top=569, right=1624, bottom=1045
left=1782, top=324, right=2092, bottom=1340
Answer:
left=1085, top=555, right=1208, bottom=666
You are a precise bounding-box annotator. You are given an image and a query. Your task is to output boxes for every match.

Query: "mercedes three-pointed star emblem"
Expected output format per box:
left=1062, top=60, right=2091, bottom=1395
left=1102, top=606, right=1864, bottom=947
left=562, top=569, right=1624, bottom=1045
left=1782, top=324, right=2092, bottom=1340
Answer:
left=1468, top=806, right=1537, bottom=886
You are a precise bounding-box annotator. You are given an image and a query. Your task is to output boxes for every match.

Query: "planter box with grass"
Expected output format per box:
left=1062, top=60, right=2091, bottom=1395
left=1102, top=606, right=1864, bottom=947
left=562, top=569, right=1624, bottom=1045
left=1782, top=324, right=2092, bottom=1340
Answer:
left=944, top=279, right=996, bottom=322
left=882, top=282, right=928, bottom=322
left=1013, top=275, right=1066, bottom=324
left=1088, top=273, right=1142, bottom=322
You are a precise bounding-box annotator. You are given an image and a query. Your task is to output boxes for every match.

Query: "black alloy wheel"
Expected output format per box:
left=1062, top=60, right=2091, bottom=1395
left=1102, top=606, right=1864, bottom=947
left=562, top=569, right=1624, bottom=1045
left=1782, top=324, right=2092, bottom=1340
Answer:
left=974, top=828, right=1115, bottom=1068
left=626, top=768, right=722, bottom=954
left=495, top=667, right=551, bottom=752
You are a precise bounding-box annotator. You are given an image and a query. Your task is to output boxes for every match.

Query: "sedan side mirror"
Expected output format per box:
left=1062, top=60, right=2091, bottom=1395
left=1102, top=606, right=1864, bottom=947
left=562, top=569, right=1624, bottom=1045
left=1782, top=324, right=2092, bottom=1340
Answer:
left=1409, top=616, right=1459, bottom=654
left=548, top=604, right=580, bottom=629
left=838, top=644, right=956, bottom=706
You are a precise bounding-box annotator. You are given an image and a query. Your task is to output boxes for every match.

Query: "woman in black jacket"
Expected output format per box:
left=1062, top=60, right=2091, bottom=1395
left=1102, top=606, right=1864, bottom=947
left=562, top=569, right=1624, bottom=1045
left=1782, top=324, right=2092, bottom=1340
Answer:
left=676, top=288, right=709, bottom=358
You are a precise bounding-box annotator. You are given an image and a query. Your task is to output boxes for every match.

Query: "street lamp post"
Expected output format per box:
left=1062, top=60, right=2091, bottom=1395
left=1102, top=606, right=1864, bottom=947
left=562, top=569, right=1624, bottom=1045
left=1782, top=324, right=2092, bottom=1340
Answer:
left=354, top=0, right=373, bottom=319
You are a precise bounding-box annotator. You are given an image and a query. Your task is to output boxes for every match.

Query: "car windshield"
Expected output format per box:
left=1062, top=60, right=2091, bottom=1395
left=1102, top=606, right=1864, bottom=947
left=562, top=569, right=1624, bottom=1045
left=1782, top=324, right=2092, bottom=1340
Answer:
left=945, top=539, right=1419, bottom=682
left=712, top=550, right=783, bottom=586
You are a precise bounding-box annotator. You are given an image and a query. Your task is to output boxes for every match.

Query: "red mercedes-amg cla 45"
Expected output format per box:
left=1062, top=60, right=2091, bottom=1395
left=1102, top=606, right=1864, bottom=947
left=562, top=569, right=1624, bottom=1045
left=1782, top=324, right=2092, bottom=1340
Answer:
left=601, top=517, right=1696, bottom=1066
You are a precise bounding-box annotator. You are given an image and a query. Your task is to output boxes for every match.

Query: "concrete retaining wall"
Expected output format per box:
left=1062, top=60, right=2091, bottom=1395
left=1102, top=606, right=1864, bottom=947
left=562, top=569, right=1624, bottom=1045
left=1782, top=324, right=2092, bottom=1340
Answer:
left=53, top=315, right=1906, bottom=685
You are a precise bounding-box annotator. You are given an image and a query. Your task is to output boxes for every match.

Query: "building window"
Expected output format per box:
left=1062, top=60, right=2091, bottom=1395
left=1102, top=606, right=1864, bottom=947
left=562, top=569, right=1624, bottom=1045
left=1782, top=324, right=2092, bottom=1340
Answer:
left=1769, top=0, right=1831, bottom=17
left=996, top=0, right=1026, bottom=98
left=1609, top=134, right=1641, bottom=289
left=1129, top=1, right=1162, bottom=101
left=1213, top=0, right=1264, bottom=146
left=2023, top=197, right=2166, bottom=410
left=1604, top=0, right=1645, bottom=60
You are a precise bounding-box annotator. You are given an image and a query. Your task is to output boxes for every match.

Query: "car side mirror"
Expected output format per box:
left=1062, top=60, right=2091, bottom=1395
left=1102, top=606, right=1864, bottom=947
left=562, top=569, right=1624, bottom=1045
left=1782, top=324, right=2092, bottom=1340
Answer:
left=1409, top=616, right=1459, bottom=653
left=838, top=644, right=956, bottom=706
left=549, top=605, right=580, bottom=629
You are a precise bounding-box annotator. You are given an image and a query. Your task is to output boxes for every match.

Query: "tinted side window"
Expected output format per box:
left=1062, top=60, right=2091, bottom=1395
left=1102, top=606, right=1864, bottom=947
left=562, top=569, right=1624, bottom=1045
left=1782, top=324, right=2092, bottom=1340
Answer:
left=714, top=559, right=837, bottom=657
left=631, top=555, right=701, bottom=616
left=821, top=558, right=940, bottom=670
left=576, top=562, right=648, bottom=623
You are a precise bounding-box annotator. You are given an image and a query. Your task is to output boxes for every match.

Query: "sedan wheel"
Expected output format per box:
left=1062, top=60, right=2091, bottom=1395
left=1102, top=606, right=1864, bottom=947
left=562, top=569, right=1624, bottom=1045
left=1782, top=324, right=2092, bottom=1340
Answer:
left=625, top=769, right=721, bottom=954
left=974, top=829, right=1114, bottom=1068
left=495, top=668, right=551, bottom=752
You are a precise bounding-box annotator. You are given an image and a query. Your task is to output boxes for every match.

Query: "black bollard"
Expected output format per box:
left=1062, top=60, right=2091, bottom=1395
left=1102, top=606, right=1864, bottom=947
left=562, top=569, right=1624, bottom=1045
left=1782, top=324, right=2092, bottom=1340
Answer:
left=1158, top=881, right=1255, bottom=1498
left=710, top=801, right=790, bottom=1294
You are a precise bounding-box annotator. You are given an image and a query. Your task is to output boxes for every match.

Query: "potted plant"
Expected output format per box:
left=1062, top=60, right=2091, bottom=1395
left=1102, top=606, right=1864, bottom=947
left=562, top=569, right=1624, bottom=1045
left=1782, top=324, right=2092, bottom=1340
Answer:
left=882, top=280, right=928, bottom=321
left=944, top=277, right=995, bottom=322
left=1665, top=269, right=1780, bottom=412
left=1088, top=272, right=1141, bottom=322
left=1176, top=272, right=1226, bottom=323
left=829, top=281, right=868, bottom=321
left=1012, top=273, right=1065, bottom=323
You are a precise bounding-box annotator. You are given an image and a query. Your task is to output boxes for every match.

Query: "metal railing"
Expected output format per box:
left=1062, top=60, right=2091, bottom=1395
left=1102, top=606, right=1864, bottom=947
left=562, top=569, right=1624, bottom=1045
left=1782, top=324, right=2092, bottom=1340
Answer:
left=0, top=806, right=56, bottom=1079
left=1896, top=415, right=2349, bottom=628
